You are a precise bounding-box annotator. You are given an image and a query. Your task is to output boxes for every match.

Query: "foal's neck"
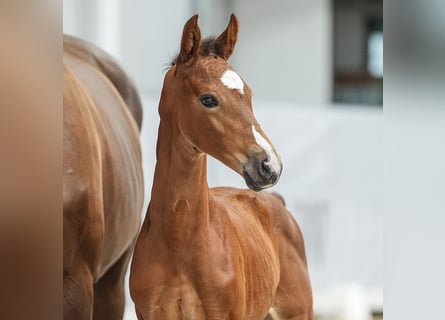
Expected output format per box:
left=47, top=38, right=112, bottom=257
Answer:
left=149, top=119, right=211, bottom=239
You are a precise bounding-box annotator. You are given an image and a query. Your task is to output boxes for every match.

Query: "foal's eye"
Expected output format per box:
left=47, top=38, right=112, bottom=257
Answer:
left=199, top=94, right=219, bottom=108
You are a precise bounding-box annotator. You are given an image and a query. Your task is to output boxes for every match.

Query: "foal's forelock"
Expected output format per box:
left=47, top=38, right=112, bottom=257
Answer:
left=170, top=37, right=227, bottom=67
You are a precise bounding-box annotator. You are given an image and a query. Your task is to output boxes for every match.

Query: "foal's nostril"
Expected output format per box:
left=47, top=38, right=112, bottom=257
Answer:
left=243, top=156, right=281, bottom=191
left=261, top=160, right=272, bottom=174
left=259, top=158, right=275, bottom=180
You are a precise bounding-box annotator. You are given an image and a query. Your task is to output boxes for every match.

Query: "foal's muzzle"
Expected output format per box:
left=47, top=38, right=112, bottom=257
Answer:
left=242, top=153, right=283, bottom=191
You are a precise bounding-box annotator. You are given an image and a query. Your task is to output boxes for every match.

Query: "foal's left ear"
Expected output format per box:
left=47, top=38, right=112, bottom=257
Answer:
left=177, top=14, right=202, bottom=65
left=215, top=14, right=239, bottom=60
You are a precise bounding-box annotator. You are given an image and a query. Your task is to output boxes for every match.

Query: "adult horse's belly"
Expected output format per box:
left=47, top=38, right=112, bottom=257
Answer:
left=63, top=54, right=143, bottom=280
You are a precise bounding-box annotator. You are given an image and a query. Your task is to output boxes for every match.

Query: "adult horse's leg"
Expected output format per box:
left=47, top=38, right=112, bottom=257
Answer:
left=63, top=181, right=101, bottom=320
left=63, top=261, right=94, bottom=320
left=93, top=246, right=133, bottom=320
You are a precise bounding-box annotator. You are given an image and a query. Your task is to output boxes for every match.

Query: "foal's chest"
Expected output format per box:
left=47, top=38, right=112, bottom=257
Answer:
left=146, top=278, right=219, bottom=320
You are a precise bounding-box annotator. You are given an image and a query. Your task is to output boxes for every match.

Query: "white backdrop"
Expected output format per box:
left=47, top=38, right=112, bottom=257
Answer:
left=63, top=0, right=332, bottom=104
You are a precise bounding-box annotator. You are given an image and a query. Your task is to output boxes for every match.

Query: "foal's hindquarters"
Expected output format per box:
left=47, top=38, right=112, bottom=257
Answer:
left=130, top=188, right=313, bottom=320
left=212, top=188, right=314, bottom=320
left=261, top=193, right=314, bottom=320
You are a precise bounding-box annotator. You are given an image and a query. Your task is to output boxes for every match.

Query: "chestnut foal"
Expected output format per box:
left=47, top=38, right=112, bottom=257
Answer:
left=130, top=15, right=313, bottom=320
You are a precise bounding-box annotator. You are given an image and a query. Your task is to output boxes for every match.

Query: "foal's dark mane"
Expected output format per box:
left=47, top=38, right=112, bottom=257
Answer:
left=170, top=36, right=222, bottom=67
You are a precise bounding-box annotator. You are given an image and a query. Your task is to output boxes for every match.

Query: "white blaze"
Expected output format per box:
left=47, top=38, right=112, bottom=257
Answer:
left=220, top=70, right=244, bottom=94
left=252, top=126, right=281, bottom=174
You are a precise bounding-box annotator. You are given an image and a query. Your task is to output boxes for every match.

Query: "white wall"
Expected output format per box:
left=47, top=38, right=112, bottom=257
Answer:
left=232, top=0, right=332, bottom=104
left=63, top=0, right=332, bottom=105
left=63, top=0, right=100, bottom=47
left=63, top=0, right=194, bottom=96
left=192, top=0, right=235, bottom=35
left=119, top=0, right=193, bottom=95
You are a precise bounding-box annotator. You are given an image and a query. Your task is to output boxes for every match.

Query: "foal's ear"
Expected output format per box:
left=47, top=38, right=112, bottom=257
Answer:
left=177, top=14, right=202, bottom=65
left=215, top=14, right=239, bottom=60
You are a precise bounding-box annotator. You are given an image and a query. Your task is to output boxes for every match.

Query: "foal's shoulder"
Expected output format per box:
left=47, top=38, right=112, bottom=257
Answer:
left=210, top=187, right=288, bottom=221
left=209, top=187, right=304, bottom=245
left=211, top=187, right=269, bottom=204
left=224, top=189, right=302, bottom=240
left=210, top=186, right=283, bottom=205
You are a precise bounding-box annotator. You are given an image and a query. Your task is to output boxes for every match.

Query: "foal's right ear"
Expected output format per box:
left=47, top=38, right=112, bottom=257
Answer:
left=214, top=14, right=239, bottom=60
left=177, top=14, right=202, bottom=66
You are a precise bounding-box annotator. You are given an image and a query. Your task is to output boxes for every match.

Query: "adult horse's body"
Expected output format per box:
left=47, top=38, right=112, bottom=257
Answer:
left=130, top=15, right=313, bottom=320
left=63, top=35, right=144, bottom=320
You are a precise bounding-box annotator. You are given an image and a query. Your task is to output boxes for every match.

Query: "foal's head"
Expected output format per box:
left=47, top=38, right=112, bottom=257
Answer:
left=161, top=14, right=282, bottom=191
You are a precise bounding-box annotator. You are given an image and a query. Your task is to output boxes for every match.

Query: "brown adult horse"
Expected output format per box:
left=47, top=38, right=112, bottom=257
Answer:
left=130, top=14, right=313, bottom=320
left=63, top=35, right=144, bottom=320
